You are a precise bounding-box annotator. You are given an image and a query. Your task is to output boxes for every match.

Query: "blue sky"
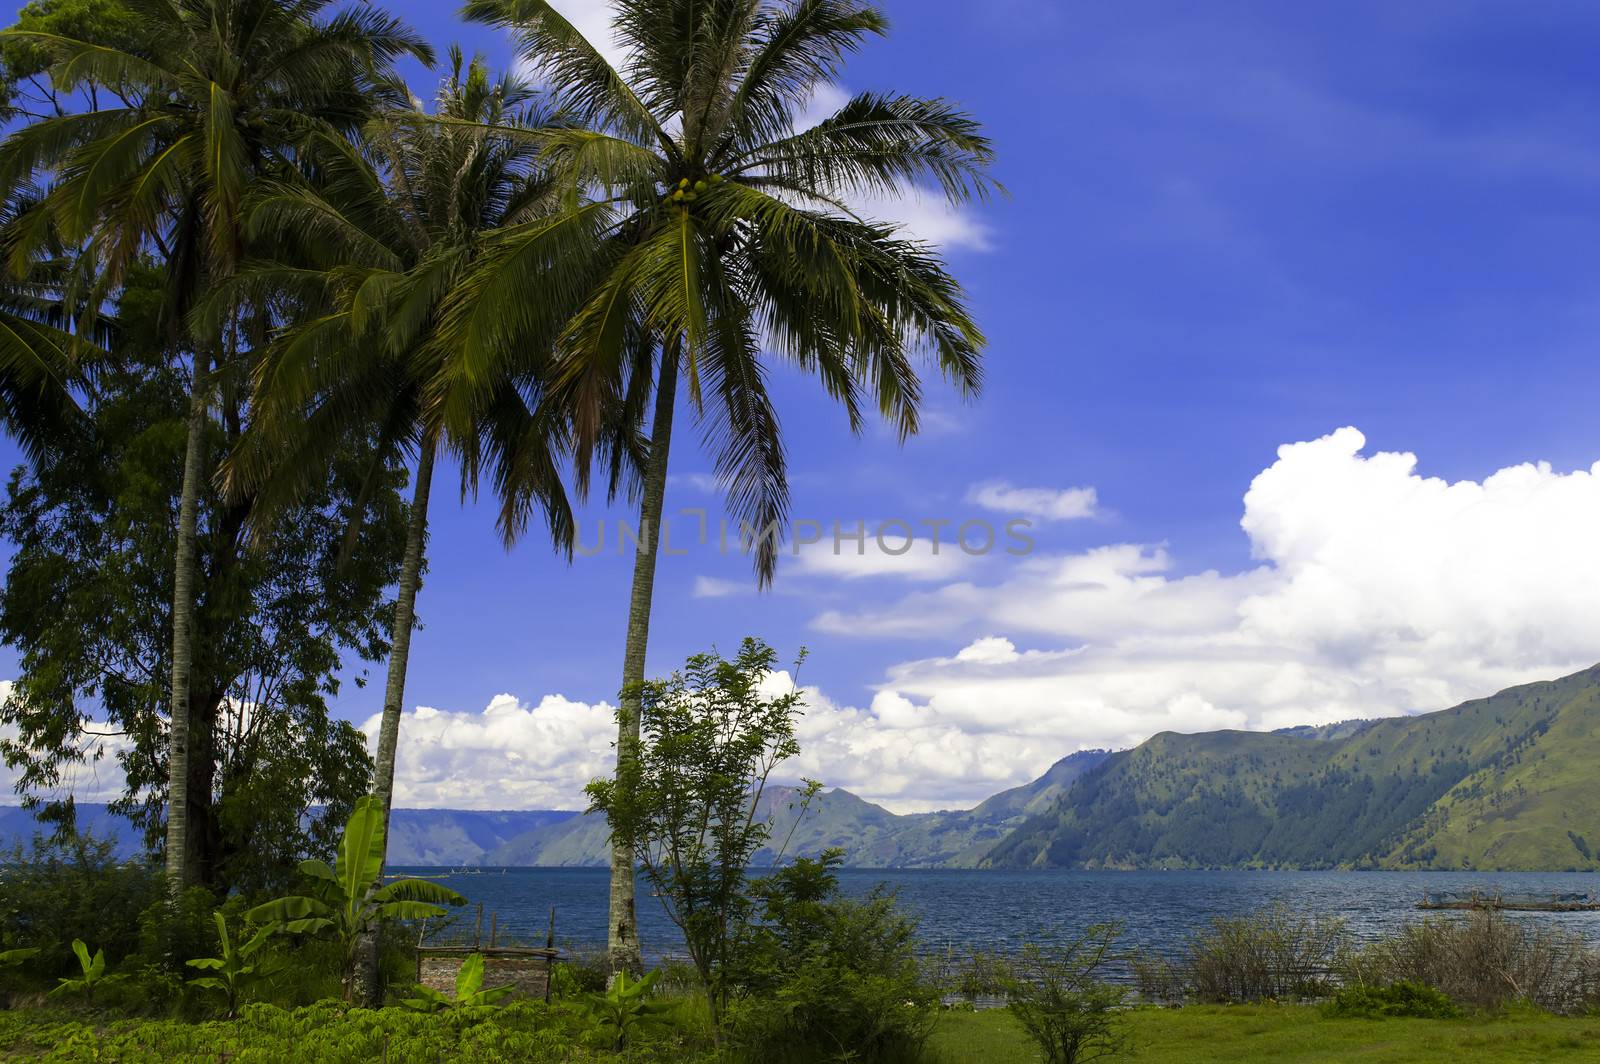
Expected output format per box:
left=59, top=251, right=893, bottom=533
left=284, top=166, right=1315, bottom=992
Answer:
left=10, top=1, right=1600, bottom=811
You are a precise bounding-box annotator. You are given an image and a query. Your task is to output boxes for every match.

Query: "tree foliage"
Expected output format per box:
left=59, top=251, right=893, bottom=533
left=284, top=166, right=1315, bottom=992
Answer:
left=0, top=265, right=409, bottom=893
left=586, top=637, right=813, bottom=1025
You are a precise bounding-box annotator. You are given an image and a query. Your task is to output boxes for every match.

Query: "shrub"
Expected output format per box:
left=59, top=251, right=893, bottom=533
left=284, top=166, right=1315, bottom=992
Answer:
left=1338, top=910, right=1600, bottom=1014
left=549, top=945, right=609, bottom=998
left=0, top=1000, right=613, bottom=1062
left=934, top=946, right=1013, bottom=1002
left=0, top=834, right=160, bottom=980
left=1184, top=904, right=1346, bottom=1003
left=728, top=854, right=936, bottom=1064
left=1003, top=925, right=1130, bottom=1064
left=1127, top=948, right=1185, bottom=1005
left=1323, top=981, right=1461, bottom=1019
left=134, top=886, right=226, bottom=974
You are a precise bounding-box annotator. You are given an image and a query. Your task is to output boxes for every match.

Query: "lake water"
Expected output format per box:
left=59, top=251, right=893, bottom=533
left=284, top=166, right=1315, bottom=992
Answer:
left=396, top=867, right=1600, bottom=958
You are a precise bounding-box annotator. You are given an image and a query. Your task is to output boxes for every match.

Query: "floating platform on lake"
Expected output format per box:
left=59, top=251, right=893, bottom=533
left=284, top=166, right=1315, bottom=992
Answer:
left=1418, top=891, right=1600, bottom=912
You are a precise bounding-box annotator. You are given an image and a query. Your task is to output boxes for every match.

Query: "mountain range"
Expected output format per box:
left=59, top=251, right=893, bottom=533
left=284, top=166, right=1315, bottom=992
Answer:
left=7, top=665, right=1600, bottom=871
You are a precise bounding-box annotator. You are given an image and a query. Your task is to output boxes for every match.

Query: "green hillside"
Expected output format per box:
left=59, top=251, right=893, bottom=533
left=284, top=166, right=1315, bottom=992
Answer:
left=483, top=750, right=1112, bottom=867
left=986, top=665, right=1600, bottom=871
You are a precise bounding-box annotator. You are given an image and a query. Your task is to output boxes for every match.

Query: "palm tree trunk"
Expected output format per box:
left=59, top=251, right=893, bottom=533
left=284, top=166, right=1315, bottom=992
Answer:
left=164, top=369, right=208, bottom=895
left=353, top=438, right=436, bottom=1008
left=608, top=341, right=680, bottom=977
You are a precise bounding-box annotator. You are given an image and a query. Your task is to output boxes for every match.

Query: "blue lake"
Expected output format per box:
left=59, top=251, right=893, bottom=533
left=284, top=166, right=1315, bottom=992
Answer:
left=396, top=867, right=1600, bottom=958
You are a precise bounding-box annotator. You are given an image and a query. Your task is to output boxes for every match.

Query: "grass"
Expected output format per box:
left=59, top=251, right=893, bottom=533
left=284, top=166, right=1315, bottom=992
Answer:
left=928, top=1004, right=1600, bottom=1063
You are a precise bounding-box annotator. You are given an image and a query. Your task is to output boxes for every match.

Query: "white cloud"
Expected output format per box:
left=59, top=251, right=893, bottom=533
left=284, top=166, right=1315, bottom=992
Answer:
left=364, top=693, right=618, bottom=811
left=804, top=427, right=1600, bottom=807
left=789, top=524, right=974, bottom=583
left=692, top=575, right=747, bottom=598
left=967, top=482, right=1100, bottom=521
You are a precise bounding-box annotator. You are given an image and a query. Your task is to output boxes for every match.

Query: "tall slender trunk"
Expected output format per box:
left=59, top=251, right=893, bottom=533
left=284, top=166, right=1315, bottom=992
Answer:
left=608, top=342, right=680, bottom=977
left=164, top=369, right=208, bottom=895
left=352, top=439, right=436, bottom=1008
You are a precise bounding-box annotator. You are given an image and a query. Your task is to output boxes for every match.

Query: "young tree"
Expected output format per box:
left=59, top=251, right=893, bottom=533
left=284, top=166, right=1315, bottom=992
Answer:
left=457, top=0, right=997, bottom=974
left=586, top=637, right=815, bottom=1031
left=0, top=0, right=430, bottom=894
left=1003, top=925, right=1131, bottom=1064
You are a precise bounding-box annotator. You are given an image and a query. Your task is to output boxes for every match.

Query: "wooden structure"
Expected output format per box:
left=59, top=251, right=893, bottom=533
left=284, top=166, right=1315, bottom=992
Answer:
left=415, top=944, right=562, bottom=1001
left=414, top=903, right=563, bottom=1001
left=1419, top=890, right=1600, bottom=912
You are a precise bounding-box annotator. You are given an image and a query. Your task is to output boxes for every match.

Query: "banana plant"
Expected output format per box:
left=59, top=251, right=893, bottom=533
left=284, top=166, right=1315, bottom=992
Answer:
left=401, top=952, right=514, bottom=1012
left=580, top=968, right=675, bottom=1051
left=47, top=940, right=125, bottom=1002
left=247, top=796, right=465, bottom=999
left=186, top=912, right=276, bottom=1017
left=0, top=946, right=39, bottom=968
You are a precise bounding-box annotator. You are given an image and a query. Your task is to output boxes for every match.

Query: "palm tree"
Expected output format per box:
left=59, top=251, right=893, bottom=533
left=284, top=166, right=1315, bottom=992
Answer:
left=0, top=219, right=94, bottom=456
left=455, top=0, right=997, bottom=973
left=0, top=0, right=430, bottom=893
left=225, top=50, right=582, bottom=1003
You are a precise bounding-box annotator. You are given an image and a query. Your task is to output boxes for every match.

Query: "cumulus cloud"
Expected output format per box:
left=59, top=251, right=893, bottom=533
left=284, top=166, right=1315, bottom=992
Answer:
left=802, top=427, right=1600, bottom=806
left=364, top=694, right=618, bottom=810
left=967, top=482, right=1100, bottom=522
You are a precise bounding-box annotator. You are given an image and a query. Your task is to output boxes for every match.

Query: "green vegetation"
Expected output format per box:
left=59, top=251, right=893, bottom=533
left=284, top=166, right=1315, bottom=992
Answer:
left=587, top=638, right=812, bottom=1025
left=184, top=912, right=275, bottom=1018
left=245, top=797, right=465, bottom=999
left=1324, top=982, right=1462, bottom=1020
left=3, top=1000, right=1600, bottom=1063
left=991, top=665, right=1600, bottom=870
left=1000, top=926, right=1129, bottom=1064
left=401, top=953, right=514, bottom=1014
left=46, top=941, right=123, bottom=1003
left=927, top=1006, right=1600, bottom=1064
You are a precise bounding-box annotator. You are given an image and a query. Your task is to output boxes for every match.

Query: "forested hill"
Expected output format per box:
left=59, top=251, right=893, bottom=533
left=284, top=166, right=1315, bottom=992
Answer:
left=986, top=664, right=1600, bottom=871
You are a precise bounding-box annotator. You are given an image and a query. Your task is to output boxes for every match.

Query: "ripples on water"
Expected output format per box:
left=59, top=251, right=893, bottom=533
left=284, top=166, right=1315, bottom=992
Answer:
left=395, top=867, right=1600, bottom=959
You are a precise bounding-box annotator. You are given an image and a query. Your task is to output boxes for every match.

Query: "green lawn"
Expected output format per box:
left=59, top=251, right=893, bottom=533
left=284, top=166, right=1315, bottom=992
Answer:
left=929, top=1004, right=1600, bottom=1063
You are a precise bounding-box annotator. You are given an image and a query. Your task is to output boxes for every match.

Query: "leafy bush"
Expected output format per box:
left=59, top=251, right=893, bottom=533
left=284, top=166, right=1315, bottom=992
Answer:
left=0, top=834, right=160, bottom=980
left=1337, top=910, right=1600, bottom=1014
left=134, top=886, right=229, bottom=974
left=550, top=946, right=609, bottom=998
left=1127, top=949, right=1185, bottom=1005
left=1003, top=925, right=1130, bottom=1064
left=576, top=968, right=676, bottom=1050
left=1324, top=980, right=1461, bottom=1019
left=934, top=946, right=1013, bottom=1002
left=587, top=638, right=813, bottom=1026
left=1183, top=904, right=1346, bottom=1003
left=728, top=853, right=937, bottom=1064
left=0, top=1000, right=642, bottom=1062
